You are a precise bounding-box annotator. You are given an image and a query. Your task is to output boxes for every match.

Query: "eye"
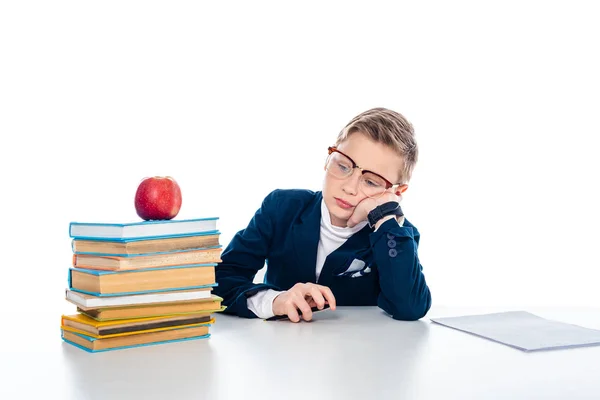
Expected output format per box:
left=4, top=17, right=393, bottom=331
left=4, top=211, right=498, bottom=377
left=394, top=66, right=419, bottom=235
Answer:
left=362, top=173, right=386, bottom=188
left=365, top=179, right=382, bottom=187
left=337, top=163, right=351, bottom=173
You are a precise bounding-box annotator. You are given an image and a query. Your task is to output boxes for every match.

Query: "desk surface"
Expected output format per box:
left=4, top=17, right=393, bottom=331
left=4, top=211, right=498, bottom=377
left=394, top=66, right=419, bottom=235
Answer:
left=2, top=306, right=600, bottom=400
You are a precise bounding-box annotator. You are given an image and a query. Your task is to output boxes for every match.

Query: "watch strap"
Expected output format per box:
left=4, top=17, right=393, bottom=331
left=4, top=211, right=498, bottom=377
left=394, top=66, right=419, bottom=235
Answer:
left=368, top=201, right=403, bottom=228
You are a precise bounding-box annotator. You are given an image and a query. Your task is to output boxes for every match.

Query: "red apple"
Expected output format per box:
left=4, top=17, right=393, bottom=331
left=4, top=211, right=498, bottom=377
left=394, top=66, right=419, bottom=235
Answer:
left=134, top=176, right=182, bottom=220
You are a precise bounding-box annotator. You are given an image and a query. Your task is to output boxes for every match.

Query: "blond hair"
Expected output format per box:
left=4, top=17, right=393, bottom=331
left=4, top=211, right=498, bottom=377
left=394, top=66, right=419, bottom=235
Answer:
left=335, top=107, right=418, bottom=184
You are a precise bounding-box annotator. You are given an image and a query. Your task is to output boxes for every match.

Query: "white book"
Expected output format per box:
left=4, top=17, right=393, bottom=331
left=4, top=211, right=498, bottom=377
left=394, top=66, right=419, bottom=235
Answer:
left=65, top=288, right=213, bottom=309
left=69, top=218, right=218, bottom=240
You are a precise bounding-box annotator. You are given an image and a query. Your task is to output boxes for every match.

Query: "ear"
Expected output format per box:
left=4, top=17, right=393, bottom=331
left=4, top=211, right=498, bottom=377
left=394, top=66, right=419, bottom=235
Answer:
left=395, top=184, right=408, bottom=196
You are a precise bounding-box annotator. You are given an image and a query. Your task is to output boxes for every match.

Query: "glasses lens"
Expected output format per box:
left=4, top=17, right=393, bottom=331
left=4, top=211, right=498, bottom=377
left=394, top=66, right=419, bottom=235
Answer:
left=360, top=172, right=387, bottom=198
left=326, top=152, right=353, bottom=178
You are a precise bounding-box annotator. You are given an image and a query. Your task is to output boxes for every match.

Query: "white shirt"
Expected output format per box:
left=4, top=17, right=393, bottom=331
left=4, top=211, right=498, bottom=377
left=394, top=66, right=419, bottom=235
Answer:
left=246, top=200, right=369, bottom=319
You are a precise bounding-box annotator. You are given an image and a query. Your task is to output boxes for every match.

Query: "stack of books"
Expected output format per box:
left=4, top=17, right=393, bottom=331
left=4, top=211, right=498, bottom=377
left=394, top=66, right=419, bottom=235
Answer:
left=60, top=218, right=225, bottom=352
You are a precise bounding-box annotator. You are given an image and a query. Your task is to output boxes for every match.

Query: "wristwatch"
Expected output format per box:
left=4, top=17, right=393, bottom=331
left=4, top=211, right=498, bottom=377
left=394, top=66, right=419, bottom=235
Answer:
left=367, top=201, right=403, bottom=228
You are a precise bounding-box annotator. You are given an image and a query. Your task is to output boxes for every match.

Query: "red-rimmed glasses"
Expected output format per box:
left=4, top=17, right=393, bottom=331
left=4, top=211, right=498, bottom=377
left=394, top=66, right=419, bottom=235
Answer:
left=325, top=146, right=401, bottom=199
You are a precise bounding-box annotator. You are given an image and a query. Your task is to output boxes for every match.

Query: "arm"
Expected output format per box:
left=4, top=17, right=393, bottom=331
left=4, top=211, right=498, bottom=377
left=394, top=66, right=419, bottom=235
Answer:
left=214, top=190, right=282, bottom=318
left=369, top=217, right=432, bottom=321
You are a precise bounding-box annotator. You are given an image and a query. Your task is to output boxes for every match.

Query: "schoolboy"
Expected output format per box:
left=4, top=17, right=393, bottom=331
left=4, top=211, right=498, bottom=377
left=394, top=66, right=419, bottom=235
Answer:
left=214, top=108, right=432, bottom=322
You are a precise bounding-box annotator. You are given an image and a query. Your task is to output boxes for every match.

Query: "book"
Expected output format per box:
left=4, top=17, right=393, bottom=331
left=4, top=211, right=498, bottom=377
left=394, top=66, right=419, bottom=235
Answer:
left=61, top=313, right=214, bottom=337
left=65, top=288, right=216, bottom=308
left=69, top=218, right=218, bottom=240
left=61, top=325, right=210, bottom=352
left=77, top=300, right=224, bottom=321
left=72, top=234, right=220, bottom=255
left=72, top=247, right=222, bottom=270
left=68, top=264, right=216, bottom=296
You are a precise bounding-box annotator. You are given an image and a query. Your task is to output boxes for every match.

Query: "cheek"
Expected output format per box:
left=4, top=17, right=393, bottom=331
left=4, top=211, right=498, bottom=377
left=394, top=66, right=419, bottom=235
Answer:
left=356, top=193, right=369, bottom=202
left=322, top=174, right=337, bottom=194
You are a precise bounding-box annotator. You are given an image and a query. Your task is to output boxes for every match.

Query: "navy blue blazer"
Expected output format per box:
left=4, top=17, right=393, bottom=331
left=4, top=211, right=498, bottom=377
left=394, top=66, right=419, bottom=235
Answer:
left=214, top=189, right=432, bottom=321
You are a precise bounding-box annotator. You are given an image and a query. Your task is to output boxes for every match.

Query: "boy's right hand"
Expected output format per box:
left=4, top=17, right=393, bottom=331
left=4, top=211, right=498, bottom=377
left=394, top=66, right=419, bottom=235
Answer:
left=272, top=282, right=336, bottom=322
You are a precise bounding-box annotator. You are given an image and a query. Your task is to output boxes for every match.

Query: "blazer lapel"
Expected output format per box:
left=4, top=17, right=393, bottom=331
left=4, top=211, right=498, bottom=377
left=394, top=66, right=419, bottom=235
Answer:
left=290, top=192, right=322, bottom=284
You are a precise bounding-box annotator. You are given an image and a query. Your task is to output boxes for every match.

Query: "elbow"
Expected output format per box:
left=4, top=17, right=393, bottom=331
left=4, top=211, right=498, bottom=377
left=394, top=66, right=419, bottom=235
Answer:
left=392, top=304, right=430, bottom=321
left=380, top=290, right=432, bottom=321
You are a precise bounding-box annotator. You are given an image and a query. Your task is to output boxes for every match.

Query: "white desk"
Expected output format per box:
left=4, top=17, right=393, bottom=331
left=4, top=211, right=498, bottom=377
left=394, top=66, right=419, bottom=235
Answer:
left=2, top=306, right=600, bottom=400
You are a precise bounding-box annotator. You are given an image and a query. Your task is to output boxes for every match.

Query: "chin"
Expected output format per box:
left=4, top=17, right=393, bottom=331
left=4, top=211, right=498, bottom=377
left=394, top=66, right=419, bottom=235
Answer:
left=323, top=199, right=348, bottom=225
left=330, top=213, right=350, bottom=227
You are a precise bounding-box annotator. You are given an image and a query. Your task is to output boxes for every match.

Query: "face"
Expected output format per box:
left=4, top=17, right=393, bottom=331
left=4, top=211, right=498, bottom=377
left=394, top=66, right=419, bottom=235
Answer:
left=322, top=132, right=407, bottom=227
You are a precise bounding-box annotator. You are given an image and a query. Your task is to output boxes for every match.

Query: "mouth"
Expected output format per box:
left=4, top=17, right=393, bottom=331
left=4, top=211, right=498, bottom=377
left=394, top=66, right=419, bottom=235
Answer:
left=334, top=197, right=355, bottom=209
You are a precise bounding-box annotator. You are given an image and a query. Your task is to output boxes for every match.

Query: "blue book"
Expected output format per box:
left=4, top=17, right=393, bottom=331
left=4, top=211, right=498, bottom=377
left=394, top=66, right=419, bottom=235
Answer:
left=72, top=246, right=223, bottom=270
left=73, top=245, right=221, bottom=257
left=68, top=264, right=217, bottom=297
left=71, top=232, right=221, bottom=255
left=69, top=217, right=219, bottom=241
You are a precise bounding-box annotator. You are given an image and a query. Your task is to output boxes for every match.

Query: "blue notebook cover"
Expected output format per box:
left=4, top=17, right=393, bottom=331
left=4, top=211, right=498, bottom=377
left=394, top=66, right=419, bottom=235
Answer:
left=71, top=231, right=221, bottom=243
left=73, top=245, right=222, bottom=257
left=69, top=218, right=219, bottom=240
left=68, top=264, right=218, bottom=297
left=61, top=329, right=211, bottom=353
left=71, top=230, right=221, bottom=243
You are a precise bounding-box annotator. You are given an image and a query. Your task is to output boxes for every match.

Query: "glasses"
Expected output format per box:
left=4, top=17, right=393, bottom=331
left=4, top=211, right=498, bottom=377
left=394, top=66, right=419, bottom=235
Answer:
left=325, top=146, right=400, bottom=199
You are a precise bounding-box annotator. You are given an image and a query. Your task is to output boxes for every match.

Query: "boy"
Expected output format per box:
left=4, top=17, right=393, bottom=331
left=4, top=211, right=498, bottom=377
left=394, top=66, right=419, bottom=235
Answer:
left=214, top=108, right=431, bottom=322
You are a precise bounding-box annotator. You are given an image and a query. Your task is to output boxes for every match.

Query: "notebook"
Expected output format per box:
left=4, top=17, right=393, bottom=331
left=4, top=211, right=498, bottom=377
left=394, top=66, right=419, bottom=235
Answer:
left=430, top=311, right=600, bottom=352
left=69, top=218, right=218, bottom=240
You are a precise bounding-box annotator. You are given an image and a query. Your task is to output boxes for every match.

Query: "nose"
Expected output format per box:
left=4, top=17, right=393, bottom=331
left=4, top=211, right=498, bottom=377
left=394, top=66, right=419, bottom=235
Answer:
left=341, top=168, right=360, bottom=196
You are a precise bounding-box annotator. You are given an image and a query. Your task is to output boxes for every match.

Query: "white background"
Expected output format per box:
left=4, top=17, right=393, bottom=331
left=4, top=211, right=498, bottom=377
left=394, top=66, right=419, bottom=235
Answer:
left=1, top=1, right=599, bottom=320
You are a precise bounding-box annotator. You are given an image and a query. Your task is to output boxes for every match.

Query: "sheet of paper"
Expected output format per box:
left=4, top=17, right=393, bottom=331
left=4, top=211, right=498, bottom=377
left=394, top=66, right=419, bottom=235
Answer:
left=430, top=311, right=600, bottom=352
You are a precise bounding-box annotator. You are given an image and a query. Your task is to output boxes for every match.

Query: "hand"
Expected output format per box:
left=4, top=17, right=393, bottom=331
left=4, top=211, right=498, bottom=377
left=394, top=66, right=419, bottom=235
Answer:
left=347, top=191, right=401, bottom=228
left=272, top=282, right=337, bottom=322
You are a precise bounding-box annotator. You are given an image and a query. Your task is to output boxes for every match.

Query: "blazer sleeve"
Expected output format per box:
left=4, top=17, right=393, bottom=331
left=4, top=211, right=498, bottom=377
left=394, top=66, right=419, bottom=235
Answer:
left=369, top=218, right=432, bottom=321
left=214, top=190, right=282, bottom=318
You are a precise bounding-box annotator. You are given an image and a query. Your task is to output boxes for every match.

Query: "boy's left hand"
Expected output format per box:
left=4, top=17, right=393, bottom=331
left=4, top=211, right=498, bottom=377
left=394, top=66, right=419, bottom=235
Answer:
left=347, top=192, right=401, bottom=228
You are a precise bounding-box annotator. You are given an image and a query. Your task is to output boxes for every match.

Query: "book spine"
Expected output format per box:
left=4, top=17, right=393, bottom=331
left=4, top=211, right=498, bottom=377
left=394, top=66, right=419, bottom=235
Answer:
left=69, top=283, right=218, bottom=297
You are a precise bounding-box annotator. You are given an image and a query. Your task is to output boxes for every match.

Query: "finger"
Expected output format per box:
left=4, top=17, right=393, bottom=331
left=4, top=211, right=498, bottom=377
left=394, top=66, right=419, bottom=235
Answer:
left=293, top=294, right=313, bottom=321
left=285, top=301, right=300, bottom=323
left=290, top=283, right=306, bottom=294
left=306, top=298, right=317, bottom=308
left=308, top=286, right=326, bottom=309
left=318, top=286, right=337, bottom=310
left=347, top=214, right=362, bottom=228
left=380, top=192, right=398, bottom=203
left=347, top=208, right=367, bottom=228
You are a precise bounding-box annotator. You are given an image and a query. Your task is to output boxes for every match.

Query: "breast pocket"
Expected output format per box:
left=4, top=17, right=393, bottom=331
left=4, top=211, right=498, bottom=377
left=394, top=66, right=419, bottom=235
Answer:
left=336, top=258, right=373, bottom=278
left=331, top=261, right=379, bottom=306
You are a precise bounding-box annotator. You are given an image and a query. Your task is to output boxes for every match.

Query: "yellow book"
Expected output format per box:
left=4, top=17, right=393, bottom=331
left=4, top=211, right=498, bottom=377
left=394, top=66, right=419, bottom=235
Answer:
left=61, top=313, right=215, bottom=339
left=69, top=264, right=216, bottom=295
left=73, top=248, right=222, bottom=271
left=79, top=303, right=225, bottom=321
left=72, top=234, right=221, bottom=255
left=61, top=325, right=210, bottom=352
